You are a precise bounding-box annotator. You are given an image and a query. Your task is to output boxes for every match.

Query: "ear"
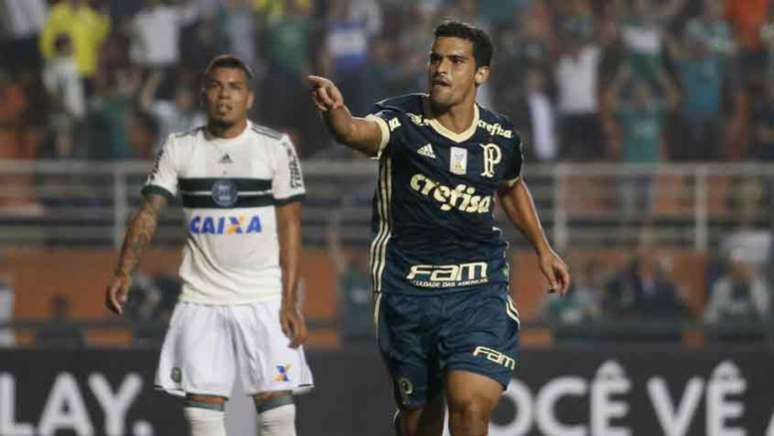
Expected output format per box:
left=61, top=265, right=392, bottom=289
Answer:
left=199, top=88, right=207, bottom=107
left=247, top=90, right=255, bottom=110
left=474, top=66, right=490, bottom=87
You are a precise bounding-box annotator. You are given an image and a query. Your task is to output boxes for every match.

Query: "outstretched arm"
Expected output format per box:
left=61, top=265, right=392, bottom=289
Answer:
left=307, top=75, right=384, bottom=156
left=498, top=179, right=571, bottom=295
left=105, top=193, right=167, bottom=315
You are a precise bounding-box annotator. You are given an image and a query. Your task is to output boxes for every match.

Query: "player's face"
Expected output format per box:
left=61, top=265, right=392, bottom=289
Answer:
left=203, top=67, right=254, bottom=127
left=427, top=37, right=488, bottom=109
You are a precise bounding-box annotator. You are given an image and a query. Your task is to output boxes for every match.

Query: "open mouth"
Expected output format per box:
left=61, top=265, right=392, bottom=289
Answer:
left=432, top=78, right=451, bottom=88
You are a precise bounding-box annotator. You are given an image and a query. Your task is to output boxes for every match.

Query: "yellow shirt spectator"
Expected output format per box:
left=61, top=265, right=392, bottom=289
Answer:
left=39, top=1, right=111, bottom=78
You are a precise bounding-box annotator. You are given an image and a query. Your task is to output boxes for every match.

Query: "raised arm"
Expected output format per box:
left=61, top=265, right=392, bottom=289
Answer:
left=276, top=201, right=308, bottom=348
left=497, top=179, right=571, bottom=295
left=307, top=75, right=384, bottom=156
left=105, top=193, right=167, bottom=314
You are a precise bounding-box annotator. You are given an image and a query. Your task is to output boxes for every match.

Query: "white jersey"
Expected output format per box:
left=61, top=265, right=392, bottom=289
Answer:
left=143, top=121, right=305, bottom=304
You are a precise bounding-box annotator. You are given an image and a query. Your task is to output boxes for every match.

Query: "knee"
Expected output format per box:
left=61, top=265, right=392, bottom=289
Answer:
left=448, top=398, right=491, bottom=435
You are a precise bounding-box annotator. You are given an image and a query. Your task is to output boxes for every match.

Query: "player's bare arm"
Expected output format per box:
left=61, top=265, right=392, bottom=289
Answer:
left=306, top=75, right=384, bottom=156
left=105, top=193, right=167, bottom=315
left=498, top=179, right=571, bottom=295
left=276, top=201, right=308, bottom=348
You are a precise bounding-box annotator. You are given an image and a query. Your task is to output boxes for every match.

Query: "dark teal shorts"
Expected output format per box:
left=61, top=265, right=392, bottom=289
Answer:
left=375, top=284, right=520, bottom=409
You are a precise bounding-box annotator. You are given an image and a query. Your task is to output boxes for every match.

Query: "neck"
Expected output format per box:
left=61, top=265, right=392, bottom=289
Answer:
left=207, top=119, right=247, bottom=139
left=428, top=96, right=476, bottom=134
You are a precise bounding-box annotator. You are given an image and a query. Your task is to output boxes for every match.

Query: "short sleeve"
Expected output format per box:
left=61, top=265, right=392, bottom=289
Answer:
left=142, top=135, right=178, bottom=200
left=273, top=135, right=306, bottom=205
left=365, top=104, right=402, bottom=158
left=504, top=134, right=524, bottom=187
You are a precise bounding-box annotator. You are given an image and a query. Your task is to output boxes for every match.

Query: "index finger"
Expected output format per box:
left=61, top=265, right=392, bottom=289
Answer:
left=306, top=75, right=329, bottom=87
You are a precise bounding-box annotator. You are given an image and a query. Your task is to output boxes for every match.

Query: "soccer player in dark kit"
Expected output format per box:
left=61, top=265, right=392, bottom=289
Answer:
left=308, top=21, right=571, bottom=436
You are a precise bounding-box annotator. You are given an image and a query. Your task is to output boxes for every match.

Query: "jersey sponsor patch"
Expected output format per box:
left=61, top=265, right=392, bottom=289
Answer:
left=450, top=147, right=468, bottom=175
left=409, top=173, right=492, bottom=213
left=189, top=215, right=262, bottom=234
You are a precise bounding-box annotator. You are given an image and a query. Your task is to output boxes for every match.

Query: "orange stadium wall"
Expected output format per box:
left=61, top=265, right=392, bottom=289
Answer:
left=5, top=248, right=707, bottom=344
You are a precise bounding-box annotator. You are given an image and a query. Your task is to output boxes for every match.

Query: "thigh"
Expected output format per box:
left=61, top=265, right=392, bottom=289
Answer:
left=231, top=300, right=314, bottom=395
left=440, top=288, right=520, bottom=390
left=445, top=370, right=503, bottom=416
left=377, top=293, right=443, bottom=409
left=156, top=302, right=237, bottom=398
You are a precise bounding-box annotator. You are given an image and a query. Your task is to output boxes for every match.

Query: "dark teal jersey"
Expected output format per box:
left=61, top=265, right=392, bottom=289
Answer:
left=367, top=93, right=523, bottom=295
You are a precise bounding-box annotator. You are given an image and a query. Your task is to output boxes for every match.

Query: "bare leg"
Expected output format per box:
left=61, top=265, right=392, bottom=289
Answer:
left=396, top=393, right=445, bottom=436
left=445, top=371, right=503, bottom=436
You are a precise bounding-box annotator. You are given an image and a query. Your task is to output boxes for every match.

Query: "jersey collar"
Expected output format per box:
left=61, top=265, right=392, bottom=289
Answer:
left=422, top=96, right=480, bottom=144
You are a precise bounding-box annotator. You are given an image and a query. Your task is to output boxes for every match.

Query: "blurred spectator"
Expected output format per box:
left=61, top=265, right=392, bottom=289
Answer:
left=605, top=251, right=689, bottom=320
left=0, top=0, right=47, bottom=71
left=138, top=70, right=204, bottom=153
left=666, top=25, right=736, bottom=161
left=178, top=12, right=221, bottom=73
left=725, top=0, right=769, bottom=82
left=543, top=260, right=604, bottom=325
left=323, top=0, right=372, bottom=116
left=493, top=10, right=552, bottom=130
left=0, top=69, right=42, bottom=214
left=365, top=37, right=404, bottom=104
left=127, top=110, right=160, bottom=160
left=34, top=295, right=85, bottom=348
left=607, top=65, right=678, bottom=217
left=85, top=68, right=142, bottom=160
left=685, top=0, right=735, bottom=59
left=42, top=34, right=85, bottom=159
left=259, top=0, right=320, bottom=153
left=748, top=79, right=774, bottom=161
left=554, top=33, right=604, bottom=160
left=762, top=12, right=774, bottom=84
left=221, top=0, right=257, bottom=72
left=39, top=0, right=111, bottom=94
left=618, top=0, right=688, bottom=84
left=130, top=0, right=198, bottom=71
left=704, top=248, right=770, bottom=324
left=512, top=69, right=558, bottom=162
left=328, top=215, right=372, bottom=340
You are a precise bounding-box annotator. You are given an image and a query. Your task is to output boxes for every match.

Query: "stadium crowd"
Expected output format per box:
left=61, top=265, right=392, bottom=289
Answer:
left=0, top=0, right=772, bottom=342
left=0, top=0, right=772, bottom=161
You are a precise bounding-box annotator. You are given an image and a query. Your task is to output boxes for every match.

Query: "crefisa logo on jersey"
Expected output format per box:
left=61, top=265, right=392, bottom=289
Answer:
left=211, top=179, right=238, bottom=207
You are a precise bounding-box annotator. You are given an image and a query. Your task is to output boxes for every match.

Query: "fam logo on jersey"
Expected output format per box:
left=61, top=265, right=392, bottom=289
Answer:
left=274, top=364, right=292, bottom=382
left=406, top=261, right=488, bottom=288
left=410, top=173, right=492, bottom=214
left=473, top=346, right=516, bottom=370
left=480, top=143, right=502, bottom=178
left=189, top=215, right=262, bottom=234
left=211, top=179, right=238, bottom=207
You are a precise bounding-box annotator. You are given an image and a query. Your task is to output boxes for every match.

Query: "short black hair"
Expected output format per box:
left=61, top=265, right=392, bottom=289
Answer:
left=434, top=20, right=493, bottom=68
left=203, top=54, right=255, bottom=84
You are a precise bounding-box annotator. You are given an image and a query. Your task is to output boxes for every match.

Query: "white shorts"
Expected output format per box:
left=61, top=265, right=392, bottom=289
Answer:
left=155, top=300, right=314, bottom=398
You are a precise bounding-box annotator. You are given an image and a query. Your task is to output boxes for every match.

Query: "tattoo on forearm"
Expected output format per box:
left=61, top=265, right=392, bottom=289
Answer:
left=115, top=201, right=160, bottom=277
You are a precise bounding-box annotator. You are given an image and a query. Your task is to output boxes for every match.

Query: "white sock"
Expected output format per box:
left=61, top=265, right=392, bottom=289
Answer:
left=184, top=405, right=226, bottom=436
left=257, top=397, right=296, bottom=436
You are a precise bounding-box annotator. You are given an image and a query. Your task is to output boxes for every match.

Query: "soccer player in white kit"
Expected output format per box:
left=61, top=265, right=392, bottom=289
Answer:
left=105, top=55, right=313, bottom=436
